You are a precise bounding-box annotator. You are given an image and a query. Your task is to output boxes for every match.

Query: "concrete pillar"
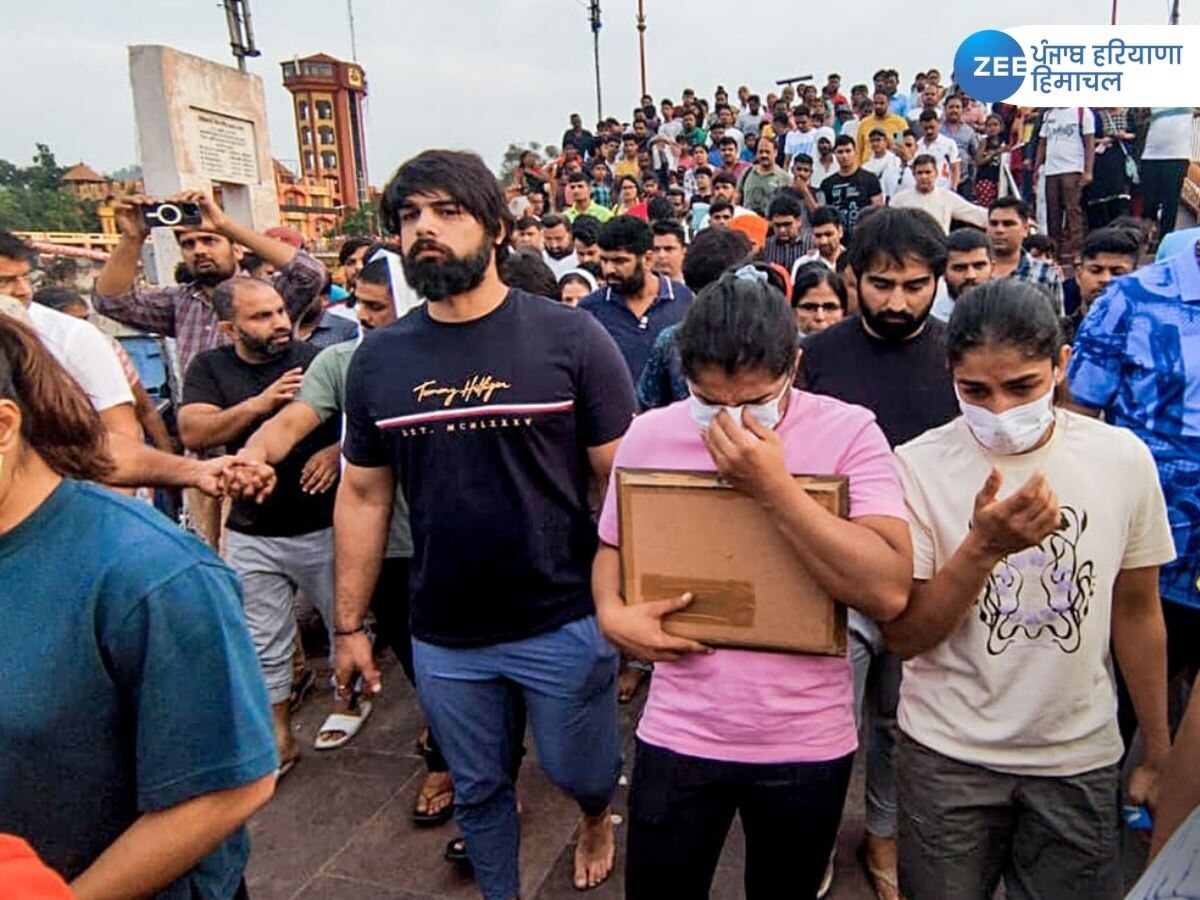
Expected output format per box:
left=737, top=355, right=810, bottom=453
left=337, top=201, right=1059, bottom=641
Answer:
left=128, top=45, right=281, bottom=284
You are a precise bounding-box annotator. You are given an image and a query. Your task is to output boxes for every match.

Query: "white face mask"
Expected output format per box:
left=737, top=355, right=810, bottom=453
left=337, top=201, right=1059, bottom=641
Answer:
left=958, top=380, right=1057, bottom=455
left=688, top=378, right=790, bottom=433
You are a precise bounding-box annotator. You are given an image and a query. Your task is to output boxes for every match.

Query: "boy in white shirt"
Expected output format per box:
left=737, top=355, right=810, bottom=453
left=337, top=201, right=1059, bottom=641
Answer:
left=915, top=110, right=961, bottom=191
left=1035, top=107, right=1096, bottom=266
left=861, top=129, right=903, bottom=199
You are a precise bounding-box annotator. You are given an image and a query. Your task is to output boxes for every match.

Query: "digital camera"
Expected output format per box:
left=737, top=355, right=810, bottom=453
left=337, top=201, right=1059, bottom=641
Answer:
left=141, top=201, right=203, bottom=229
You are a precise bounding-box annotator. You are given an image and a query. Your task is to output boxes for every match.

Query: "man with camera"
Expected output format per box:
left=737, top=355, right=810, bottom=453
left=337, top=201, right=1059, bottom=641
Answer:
left=93, top=189, right=325, bottom=545
left=93, top=190, right=325, bottom=376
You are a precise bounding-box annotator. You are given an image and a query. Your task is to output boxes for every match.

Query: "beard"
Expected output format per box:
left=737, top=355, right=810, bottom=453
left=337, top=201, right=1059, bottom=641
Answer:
left=187, top=256, right=234, bottom=289
left=860, top=300, right=932, bottom=342
left=605, top=265, right=646, bottom=297
left=190, top=264, right=231, bottom=288
left=545, top=244, right=574, bottom=260
left=238, top=326, right=291, bottom=358
left=947, top=278, right=974, bottom=300
left=403, top=235, right=492, bottom=301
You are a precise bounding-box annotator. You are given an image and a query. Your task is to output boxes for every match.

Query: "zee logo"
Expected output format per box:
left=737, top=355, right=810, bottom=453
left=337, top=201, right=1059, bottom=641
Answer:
left=972, top=56, right=1030, bottom=77
left=956, top=30, right=1029, bottom=102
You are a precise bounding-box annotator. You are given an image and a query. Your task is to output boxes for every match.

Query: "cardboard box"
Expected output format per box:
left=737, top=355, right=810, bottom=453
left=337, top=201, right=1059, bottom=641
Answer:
left=616, top=469, right=848, bottom=656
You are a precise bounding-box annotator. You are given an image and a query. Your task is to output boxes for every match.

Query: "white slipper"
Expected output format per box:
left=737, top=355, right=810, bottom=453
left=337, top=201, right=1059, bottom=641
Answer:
left=314, top=700, right=374, bottom=751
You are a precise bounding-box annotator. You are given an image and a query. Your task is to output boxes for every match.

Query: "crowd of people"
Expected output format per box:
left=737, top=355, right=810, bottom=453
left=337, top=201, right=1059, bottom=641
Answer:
left=0, top=70, right=1199, bottom=900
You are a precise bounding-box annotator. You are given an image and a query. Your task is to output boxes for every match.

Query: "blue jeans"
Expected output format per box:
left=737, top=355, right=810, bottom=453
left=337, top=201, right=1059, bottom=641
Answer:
left=413, top=616, right=621, bottom=900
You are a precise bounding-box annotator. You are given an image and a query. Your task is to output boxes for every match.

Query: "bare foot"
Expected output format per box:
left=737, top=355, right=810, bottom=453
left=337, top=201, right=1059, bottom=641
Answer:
left=617, top=664, right=648, bottom=704
left=272, top=700, right=300, bottom=776
left=862, top=832, right=900, bottom=900
left=573, top=809, right=615, bottom=890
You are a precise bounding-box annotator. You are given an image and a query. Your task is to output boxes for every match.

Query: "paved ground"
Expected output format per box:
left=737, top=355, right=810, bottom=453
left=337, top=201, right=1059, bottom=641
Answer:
left=244, top=652, right=880, bottom=900
left=245, top=653, right=1151, bottom=899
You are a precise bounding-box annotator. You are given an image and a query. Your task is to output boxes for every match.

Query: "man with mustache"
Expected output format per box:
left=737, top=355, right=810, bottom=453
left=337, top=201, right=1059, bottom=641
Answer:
left=797, top=207, right=957, bottom=900
left=93, top=190, right=324, bottom=377
left=334, top=150, right=637, bottom=898
left=580, top=215, right=694, bottom=383
left=93, top=189, right=326, bottom=546
left=179, top=277, right=342, bottom=777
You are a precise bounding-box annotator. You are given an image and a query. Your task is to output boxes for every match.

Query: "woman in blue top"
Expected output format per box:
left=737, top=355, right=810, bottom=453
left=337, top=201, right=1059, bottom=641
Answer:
left=0, top=315, right=277, bottom=899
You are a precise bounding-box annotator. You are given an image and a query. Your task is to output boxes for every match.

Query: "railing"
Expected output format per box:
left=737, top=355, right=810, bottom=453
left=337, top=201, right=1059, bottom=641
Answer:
left=1182, top=117, right=1200, bottom=216
left=13, top=231, right=121, bottom=248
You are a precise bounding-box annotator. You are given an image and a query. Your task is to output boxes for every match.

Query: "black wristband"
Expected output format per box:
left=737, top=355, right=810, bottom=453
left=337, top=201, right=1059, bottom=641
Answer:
left=334, top=625, right=366, bottom=637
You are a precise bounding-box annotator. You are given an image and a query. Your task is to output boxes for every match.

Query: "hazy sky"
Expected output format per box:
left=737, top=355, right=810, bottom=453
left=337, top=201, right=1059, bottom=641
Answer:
left=1, top=0, right=1189, bottom=185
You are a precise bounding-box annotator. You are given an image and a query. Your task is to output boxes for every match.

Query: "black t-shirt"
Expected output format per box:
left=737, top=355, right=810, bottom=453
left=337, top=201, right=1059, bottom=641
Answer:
left=818, top=169, right=882, bottom=239
left=562, top=128, right=597, bottom=157
left=799, top=316, right=958, bottom=448
left=182, top=342, right=340, bottom=536
left=343, top=290, right=637, bottom=648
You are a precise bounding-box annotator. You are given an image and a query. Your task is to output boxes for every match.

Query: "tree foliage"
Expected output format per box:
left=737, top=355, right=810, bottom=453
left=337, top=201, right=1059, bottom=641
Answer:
left=0, top=144, right=101, bottom=231
left=108, top=164, right=143, bottom=182
left=333, top=204, right=379, bottom=237
left=497, top=141, right=559, bottom=185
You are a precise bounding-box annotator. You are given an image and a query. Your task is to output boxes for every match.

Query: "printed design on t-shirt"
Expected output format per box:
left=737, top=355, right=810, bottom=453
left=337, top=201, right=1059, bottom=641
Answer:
left=1044, top=121, right=1081, bottom=142
left=978, top=506, right=1096, bottom=655
left=373, top=373, right=574, bottom=436
left=413, top=375, right=512, bottom=406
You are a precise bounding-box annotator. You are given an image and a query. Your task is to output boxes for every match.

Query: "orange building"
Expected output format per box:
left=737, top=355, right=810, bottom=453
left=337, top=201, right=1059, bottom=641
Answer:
left=273, top=159, right=340, bottom=243
left=280, top=53, right=369, bottom=212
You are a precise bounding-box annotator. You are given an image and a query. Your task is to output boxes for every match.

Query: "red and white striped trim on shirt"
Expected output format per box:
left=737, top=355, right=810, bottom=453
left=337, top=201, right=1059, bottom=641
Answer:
left=375, top=399, right=575, bottom=430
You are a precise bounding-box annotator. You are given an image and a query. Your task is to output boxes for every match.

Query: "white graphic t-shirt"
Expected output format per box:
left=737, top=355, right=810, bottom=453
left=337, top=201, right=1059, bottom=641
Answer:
left=895, top=410, right=1175, bottom=777
left=1041, top=107, right=1096, bottom=176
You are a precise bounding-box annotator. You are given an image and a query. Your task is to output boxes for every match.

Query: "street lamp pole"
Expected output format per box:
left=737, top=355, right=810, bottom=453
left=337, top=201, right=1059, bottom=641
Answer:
left=589, top=1, right=603, bottom=122
left=636, top=0, right=647, bottom=99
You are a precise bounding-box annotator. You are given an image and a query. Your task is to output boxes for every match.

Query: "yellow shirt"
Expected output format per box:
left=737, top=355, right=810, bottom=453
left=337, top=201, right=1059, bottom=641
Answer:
left=857, top=113, right=909, bottom=163
left=614, top=159, right=642, bottom=180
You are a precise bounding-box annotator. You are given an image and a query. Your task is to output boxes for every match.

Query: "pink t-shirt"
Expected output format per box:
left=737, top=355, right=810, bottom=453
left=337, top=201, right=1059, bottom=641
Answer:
left=598, top=389, right=906, bottom=764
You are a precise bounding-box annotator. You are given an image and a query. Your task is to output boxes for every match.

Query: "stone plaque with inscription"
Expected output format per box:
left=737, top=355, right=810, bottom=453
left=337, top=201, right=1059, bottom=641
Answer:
left=190, top=108, right=259, bottom=185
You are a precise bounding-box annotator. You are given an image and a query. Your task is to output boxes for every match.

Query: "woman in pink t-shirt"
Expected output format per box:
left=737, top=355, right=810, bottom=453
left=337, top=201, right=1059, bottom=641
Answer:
left=593, top=272, right=913, bottom=899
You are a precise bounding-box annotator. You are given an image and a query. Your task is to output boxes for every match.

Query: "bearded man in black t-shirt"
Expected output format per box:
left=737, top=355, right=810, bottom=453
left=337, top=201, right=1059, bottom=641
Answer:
left=336, top=150, right=636, bottom=898
left=798, top=207, right=956, bottom=898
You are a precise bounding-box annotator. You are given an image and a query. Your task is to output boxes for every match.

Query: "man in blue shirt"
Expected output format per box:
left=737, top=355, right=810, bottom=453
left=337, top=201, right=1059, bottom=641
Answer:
left=580, top=215, right=694, bottom=383
left=885, top=69, right=909, bottom=118
left=1156, top=225, right=1200, bottom=262
left=1069, top=239, right=1200, bottom=690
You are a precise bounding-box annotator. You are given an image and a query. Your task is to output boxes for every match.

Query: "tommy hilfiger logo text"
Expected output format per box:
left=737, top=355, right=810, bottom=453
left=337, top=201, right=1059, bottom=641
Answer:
left=413, top=375, right=512, bottom=407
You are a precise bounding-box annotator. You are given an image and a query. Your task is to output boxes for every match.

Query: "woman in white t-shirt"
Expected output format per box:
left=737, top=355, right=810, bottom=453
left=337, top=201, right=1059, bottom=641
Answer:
left=884, top=279, right=1175, bottom=900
